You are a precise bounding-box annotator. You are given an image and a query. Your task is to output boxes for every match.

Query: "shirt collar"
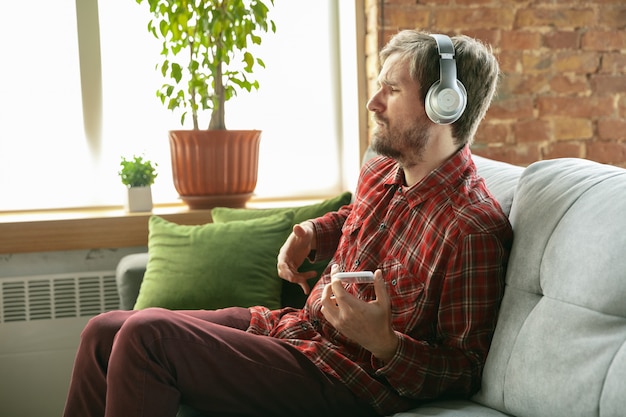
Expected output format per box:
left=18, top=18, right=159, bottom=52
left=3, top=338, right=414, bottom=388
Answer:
left=384, top=145, right=474, bottom=207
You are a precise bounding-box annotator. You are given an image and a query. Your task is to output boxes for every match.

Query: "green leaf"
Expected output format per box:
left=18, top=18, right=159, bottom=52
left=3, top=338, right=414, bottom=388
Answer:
left=171, top=63, right=183, bottom=83
left=243, top=52, right=254, bottom=71
left=118, top=155, right=158, bottom=187
left=133, top=0, right=276, bottom=129
left=159, top=19, right=168, bottom=37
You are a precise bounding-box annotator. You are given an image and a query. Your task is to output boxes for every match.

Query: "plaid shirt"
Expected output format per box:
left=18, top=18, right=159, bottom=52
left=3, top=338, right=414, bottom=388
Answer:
left=248, top=146, right=513, bottom=415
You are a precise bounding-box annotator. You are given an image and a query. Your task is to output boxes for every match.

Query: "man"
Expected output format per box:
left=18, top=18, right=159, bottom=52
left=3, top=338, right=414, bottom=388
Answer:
left=63, top=30, right=512, bottom=417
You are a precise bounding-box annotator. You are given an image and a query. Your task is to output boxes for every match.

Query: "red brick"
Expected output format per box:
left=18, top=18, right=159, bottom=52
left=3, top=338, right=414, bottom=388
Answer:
left=514, top=119, right=551, bottom=143
left=499, top=74, right=550, bottom=96
left=435, top=8, right=515, bottom=30
left=497, top=74, right=524, bottom=96
left=513, top=75, right=550, bottom=95
left=586, top=141, right=626, bottom=164
left=598, top=119, right=626, bottom=140
left=384, top=6, right=430, bottom=29
left=549, top=75, right=590, bottom=94
left=536, top=96, right=615, bottom=118
left=543, top=31, right=580, bottom=49
left=601, top=53, right=626, bottom=74
left=489, top=97, right=535, bottom=119
left=522, top=52, right=556, bottom=74
left=389, top=0, right=446, bottom=5
left=462, top=29, right=499, bottom=48
left=582, top=31, right=626, bottom=52
left=598, top=6, right=626, bottom=30
left=590, top=75, right=626, bottom=95
left=381, top=29, right=399, bottom=44
left=591, top=0, right=626, bottom=5
left=496, top=51, right=523, bottom=74
left=475, top=122, right=510, bottom=144
left=542, top=141, right=584, bottom=160
left=472, top=144, right=540, bottom=165
left=515, top=8, right=596, bottom=29
left=553, top=117, right=593, bottom=141
left=553, top=51, right=601, bottom=74
left=455, top=0, right=494, bottom=5
left=501, top=31, right=542, bottom=50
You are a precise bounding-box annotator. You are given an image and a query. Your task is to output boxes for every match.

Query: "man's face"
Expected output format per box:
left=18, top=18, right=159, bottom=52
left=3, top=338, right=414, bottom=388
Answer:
left=367, top=54, right=431, bottom=163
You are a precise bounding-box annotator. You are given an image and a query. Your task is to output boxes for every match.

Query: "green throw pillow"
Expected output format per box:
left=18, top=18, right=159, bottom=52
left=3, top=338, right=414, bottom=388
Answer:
left=211, top=192, right=352, bottom=307
left=134, top=212, right=294, bottom=311
left=211, top=191, right=352, bottom=225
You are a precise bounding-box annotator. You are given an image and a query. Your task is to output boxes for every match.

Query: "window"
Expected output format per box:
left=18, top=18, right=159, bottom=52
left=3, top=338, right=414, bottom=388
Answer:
left=0, top=0, right=362, bottom=211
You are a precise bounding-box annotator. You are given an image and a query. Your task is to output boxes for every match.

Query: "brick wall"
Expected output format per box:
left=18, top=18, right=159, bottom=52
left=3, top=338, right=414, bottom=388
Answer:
left=364, top=0, right=626, bottom=166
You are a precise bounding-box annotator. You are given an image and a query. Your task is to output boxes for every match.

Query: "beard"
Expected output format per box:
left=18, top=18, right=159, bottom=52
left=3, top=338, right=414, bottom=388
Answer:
left=370, top=115, right=431, bottom=167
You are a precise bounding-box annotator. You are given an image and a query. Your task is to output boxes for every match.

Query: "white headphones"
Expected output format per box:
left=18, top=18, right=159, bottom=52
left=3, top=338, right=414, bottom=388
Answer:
left=425, top=34, right=467, bottom=125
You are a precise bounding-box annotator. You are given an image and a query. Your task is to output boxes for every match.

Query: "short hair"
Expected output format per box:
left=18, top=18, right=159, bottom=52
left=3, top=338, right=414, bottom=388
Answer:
left=379, top=30, right=499, bottom=146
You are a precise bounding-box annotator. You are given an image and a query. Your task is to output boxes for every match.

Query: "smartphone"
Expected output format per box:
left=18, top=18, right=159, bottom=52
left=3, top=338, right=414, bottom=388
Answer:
left=332, top=271, right=375, bottom=283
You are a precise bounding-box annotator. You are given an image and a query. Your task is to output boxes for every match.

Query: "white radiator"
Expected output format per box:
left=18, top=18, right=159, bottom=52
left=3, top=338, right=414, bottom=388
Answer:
left=0, top=271, right=119, bottom=417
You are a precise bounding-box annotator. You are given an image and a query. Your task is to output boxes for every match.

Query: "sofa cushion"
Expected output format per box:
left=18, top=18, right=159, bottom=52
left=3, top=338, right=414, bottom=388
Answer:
left=211, top=191, right=353, bottom=308
left=134, top=212, right=294, bottom=311
left=472, top=158, right=626, bottom=417
left=392, top=399, right=510, bottom=416
left=472, top=154, right=523, bottom=217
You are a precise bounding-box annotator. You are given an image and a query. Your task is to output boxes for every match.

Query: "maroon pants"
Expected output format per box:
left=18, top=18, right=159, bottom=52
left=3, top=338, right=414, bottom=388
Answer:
left=62, top=307, right=378, bottom=417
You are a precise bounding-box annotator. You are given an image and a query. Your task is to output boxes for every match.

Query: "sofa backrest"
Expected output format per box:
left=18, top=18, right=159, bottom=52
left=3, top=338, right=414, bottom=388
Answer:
left=473, top=158, right=626, bottom=417
left=473, top=155, right=523, bottom=217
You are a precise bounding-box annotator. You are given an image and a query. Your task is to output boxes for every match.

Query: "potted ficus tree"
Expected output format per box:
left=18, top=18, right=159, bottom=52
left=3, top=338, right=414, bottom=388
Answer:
left=135, top=0, right=276, bottom=209
left=119, top=155, right=158, bottom=212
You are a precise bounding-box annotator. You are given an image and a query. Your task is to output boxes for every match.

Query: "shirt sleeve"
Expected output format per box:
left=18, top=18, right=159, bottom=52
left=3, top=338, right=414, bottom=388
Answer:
left=374, top=232, right=509, bottom=400
left=309, top=204, right=353, bottom=262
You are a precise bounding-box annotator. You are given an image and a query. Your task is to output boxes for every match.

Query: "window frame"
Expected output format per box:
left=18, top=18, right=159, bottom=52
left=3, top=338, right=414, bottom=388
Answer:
left=0, top=0, right=368, bottom=214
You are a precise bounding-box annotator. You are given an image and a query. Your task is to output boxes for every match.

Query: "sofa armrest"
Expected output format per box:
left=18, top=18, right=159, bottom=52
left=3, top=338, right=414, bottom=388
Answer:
left=115, top=252, right=150, bottom=310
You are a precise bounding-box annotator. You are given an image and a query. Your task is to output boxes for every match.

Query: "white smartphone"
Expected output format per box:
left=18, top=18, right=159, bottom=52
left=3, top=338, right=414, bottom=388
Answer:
left=332, top=271, right=375, bottom=283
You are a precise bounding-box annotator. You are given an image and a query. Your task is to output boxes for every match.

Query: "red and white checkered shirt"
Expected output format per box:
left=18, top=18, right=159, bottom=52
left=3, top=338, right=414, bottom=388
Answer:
left=248, top=146, right=513, bottom=415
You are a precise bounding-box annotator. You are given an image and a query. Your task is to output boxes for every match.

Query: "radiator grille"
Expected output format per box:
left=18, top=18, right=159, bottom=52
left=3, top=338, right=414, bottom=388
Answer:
left=0, top=271, right=119, bottom=323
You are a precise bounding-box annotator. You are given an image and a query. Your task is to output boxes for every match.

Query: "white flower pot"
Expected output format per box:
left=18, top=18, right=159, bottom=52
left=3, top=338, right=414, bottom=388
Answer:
left=125, top=186, right=153, bottom=212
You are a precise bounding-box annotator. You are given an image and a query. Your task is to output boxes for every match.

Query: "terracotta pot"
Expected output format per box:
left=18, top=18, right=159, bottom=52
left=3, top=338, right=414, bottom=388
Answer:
left=169, top=130, right=261, bottom=209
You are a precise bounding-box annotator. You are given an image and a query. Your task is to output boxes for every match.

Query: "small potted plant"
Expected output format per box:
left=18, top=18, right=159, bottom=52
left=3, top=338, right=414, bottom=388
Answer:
left=135, top=0, right=276, bottom=209
left=118, top=155, right=158, bottom=212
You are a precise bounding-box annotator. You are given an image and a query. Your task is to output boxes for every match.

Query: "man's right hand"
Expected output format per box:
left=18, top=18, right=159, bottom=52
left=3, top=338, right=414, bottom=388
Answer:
left=277, top=222, right=318, bottom=295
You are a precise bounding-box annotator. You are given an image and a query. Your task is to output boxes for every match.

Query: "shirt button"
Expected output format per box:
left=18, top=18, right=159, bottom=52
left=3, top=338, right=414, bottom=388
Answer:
left=354, top=259, right=361, bottom=266
left=391, top=279, right=397, bottom=286
left=379, top=223, right=386, bottom=231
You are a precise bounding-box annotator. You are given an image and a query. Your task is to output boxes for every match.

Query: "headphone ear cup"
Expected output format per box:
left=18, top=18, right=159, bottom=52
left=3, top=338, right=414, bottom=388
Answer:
left=425, top=79, right=467, bottom=125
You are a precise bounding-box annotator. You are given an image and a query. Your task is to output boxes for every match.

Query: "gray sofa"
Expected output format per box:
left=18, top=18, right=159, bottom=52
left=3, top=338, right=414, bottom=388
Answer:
left=116, top=154, right=626, bottom=417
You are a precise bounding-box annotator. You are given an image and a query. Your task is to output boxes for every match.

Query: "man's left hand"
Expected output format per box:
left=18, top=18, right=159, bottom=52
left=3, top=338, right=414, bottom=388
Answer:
left=321, top=265, right=399, bottom=363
